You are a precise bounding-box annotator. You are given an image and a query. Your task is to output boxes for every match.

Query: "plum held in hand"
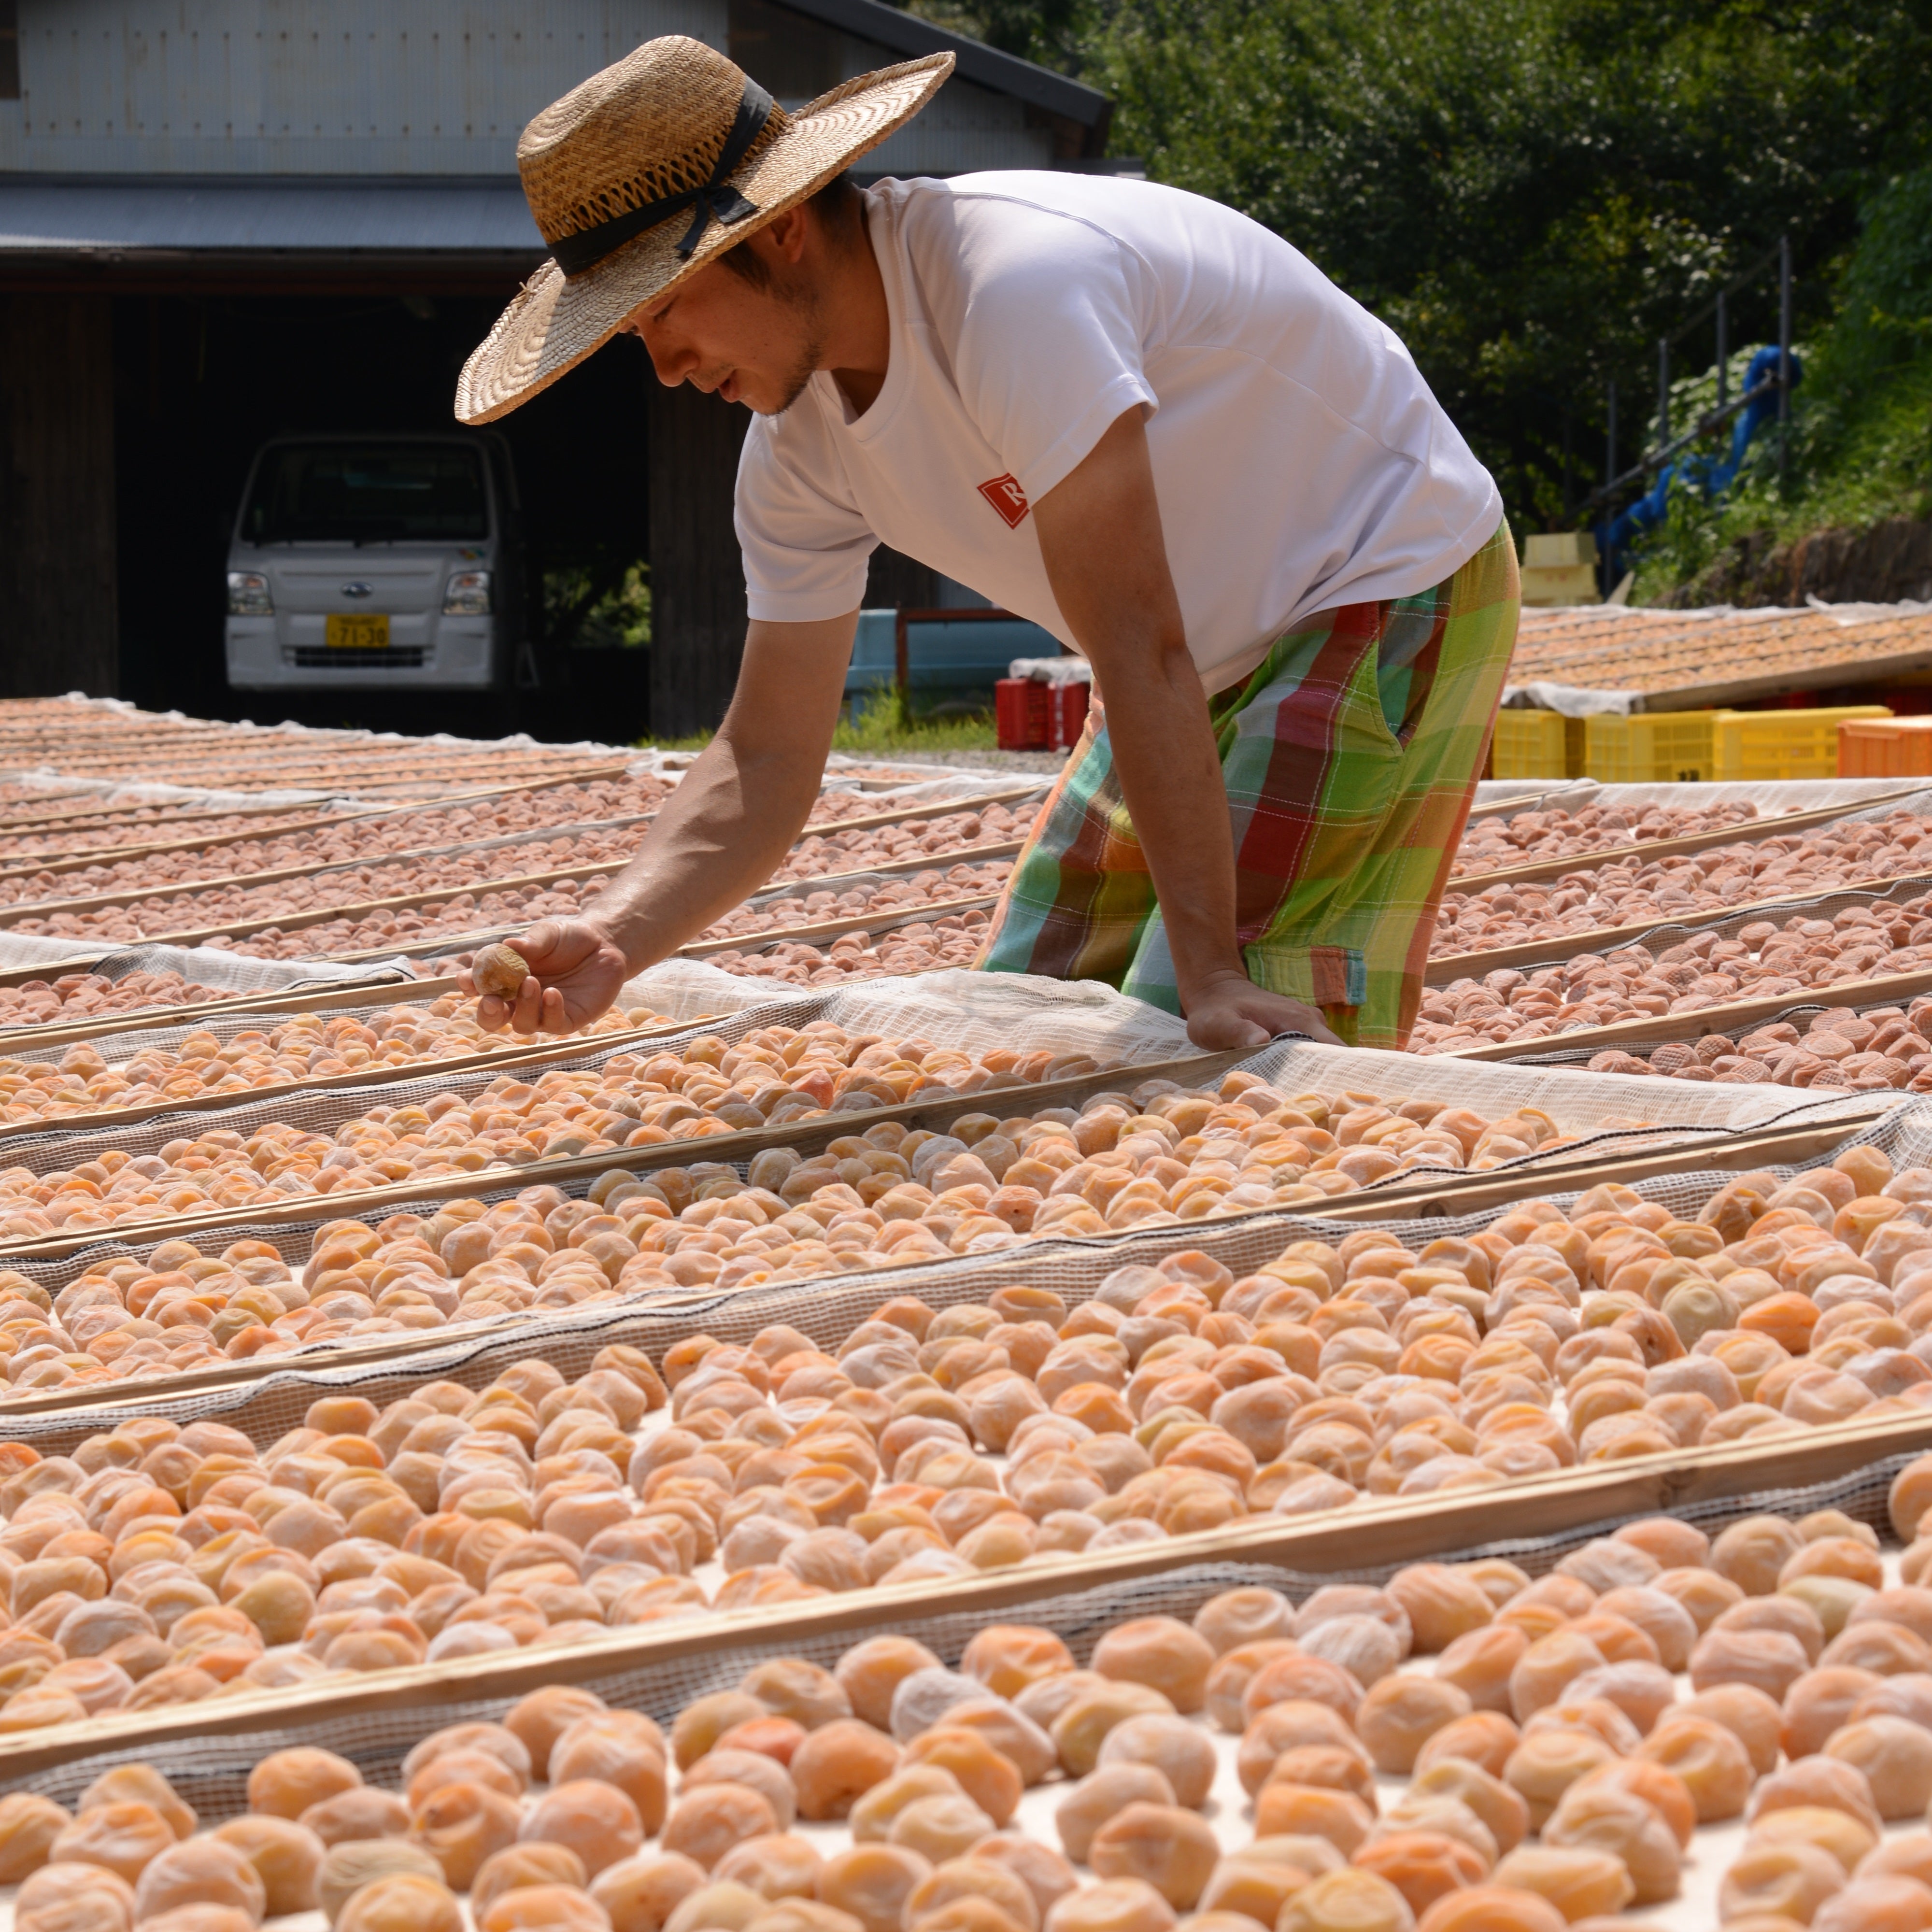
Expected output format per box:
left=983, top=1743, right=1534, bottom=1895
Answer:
left=472, top=945, right=533, bottom=1001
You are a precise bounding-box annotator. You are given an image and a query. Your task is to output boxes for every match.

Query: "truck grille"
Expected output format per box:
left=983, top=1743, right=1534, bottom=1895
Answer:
left=289, top=647, right=429, bottom=669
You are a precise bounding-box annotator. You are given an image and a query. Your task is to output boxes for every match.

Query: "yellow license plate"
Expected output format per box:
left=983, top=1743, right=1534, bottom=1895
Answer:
left=326, top=612, right=390, bottom=649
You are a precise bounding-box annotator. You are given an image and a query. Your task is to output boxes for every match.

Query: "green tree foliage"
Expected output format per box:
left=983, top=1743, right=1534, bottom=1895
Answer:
left=902, top=0, right=1932, bottom=532
left=1828, top=165, right=1932, bottom=385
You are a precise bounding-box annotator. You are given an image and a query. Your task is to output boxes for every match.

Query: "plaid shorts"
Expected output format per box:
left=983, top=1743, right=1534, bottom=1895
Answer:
left=976, top=520, right=1519, bottom=1047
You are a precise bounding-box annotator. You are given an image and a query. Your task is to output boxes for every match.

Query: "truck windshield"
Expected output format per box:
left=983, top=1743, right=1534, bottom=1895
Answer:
left=242, top=444, right=488, bottom=544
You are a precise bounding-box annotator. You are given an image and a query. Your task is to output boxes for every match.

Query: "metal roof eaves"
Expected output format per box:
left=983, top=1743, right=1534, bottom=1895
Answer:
left=780, top=0, right=1109, bottom=125
left=0, top=175, right=544, bottom=255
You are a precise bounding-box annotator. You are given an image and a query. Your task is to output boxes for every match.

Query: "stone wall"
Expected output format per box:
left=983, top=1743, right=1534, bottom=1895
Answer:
left=1664, top=516, right=1932, bottom=608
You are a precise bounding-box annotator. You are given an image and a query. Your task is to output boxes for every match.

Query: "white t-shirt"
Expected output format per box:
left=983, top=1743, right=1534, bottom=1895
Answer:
left=735, top=173, right=1502, bottom=690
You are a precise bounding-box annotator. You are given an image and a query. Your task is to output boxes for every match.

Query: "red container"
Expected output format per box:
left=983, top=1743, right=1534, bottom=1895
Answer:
left=997, top=676, right=1089, bottom=751
left=995, top=678, right=1049, bottom=751
left=1045, top=679, right=1090, bottom=750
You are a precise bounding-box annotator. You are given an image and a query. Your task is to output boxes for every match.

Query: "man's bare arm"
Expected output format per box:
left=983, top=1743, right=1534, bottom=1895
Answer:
left=1032, top=409, right=1339, bottom=1050
left=467, top=611, right=856, bottom=1033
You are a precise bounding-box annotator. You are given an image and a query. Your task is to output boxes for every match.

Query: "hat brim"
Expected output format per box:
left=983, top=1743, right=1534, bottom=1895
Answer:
left=455, top=53, right=953, bottom=425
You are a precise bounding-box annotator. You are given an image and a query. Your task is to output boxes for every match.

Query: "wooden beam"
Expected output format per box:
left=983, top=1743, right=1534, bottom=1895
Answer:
left=1630, top=650, right=1932, bottom=712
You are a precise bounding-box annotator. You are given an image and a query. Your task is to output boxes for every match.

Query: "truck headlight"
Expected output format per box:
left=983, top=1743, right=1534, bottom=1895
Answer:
left=227, top=571, right=273, bottom=616
left=443, top=569, right=492, bottom=615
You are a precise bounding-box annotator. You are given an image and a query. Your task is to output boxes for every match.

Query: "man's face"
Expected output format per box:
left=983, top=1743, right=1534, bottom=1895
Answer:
left=625, top=239, right=823, bottom=416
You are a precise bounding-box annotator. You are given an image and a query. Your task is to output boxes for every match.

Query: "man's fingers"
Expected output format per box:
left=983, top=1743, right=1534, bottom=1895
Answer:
left=475, top=993, right=510, bottom=1033
left=514, top=921, right=564, bottom=967
left=508, top=975, right=546, bottom=1035
left=1188, top=1008, right=1269, bottom=1051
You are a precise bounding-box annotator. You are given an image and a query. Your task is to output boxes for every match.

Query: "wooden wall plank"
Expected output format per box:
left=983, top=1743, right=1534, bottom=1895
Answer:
left=647, top=381, right=748, bottom=738
left=0, top=294, right=118, bottom=696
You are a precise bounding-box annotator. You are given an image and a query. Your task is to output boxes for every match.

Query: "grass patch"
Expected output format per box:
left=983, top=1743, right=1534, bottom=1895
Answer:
left=646, top=688, right=1000, bottom=755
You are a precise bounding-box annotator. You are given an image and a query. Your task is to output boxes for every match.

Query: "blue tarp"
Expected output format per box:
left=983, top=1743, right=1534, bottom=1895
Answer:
left=1598, top=346, right=1801, bottom=585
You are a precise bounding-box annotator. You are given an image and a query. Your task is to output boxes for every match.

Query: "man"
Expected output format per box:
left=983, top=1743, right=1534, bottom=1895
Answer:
left=457, top=35, right=1516, bottom=1049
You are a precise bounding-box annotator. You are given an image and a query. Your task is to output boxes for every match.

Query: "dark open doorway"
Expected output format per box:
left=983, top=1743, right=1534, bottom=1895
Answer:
left=112, top=287, right=655, bottom=742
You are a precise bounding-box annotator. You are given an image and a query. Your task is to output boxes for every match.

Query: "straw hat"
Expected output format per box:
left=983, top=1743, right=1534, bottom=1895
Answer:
left=456, top=36, right=953, bottom=424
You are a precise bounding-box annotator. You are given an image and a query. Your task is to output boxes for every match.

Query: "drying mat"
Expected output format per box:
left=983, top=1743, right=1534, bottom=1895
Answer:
left=0, top=1432, right=1920, bottom=1808
left=0, top=778, right=1032, bottom=933
left=0, top=1001, right=1882, bottom=1327
left=0, top=807, right=661, bottom=931
left=12, top=810, right=1033, bottom=960
left=0, top=762, right=672, bottom=879
left=0, top=997, right=1873, bottom=1186
left=0, top=774, right=341, bottom=815
left=0, top=969, right=1194, bottom=1179
left=1511, top=983, right=1932, bottom=1074
left=0, top=1019, right=1895, bottom=1439
left=1239, top=1036, right=1883, bottom=1138
left=2, top=1085, right=1906, bottom=1456
left=1432, top=863, right=1932, bottom=987
left=0, top=978, right=677, bottom=1071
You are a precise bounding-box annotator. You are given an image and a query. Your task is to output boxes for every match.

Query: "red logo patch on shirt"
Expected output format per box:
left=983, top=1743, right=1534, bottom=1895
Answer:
left=977, top=473, right=1030, bottom=529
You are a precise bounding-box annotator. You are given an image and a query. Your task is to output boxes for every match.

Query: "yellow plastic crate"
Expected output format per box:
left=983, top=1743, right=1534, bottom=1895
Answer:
left=1490, top=709, right=1583, bottom=780
left=1712, top=705, right=1894, bottom=781
left=1583, top=710, right=1720, bottom=783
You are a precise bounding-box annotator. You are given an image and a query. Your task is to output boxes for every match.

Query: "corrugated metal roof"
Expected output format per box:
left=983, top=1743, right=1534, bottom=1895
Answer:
left=0, top=175, right=544, bottom=255
left=3, top=0, right=1108, bottom=176
left=1512, top=603, right=1932, bottom=709
left=775, top=0, right=1108, bottom=128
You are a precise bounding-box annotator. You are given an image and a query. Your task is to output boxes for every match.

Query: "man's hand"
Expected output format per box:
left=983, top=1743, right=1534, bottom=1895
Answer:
left=458, top=613, right=854, bottom=1023
left=1183, top=969, right=1342, bottom=1050
left=459, top=920, right=631, bottom=1036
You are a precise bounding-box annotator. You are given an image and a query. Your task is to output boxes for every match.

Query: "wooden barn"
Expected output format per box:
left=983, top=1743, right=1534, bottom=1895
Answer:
left=0, top=0, right=1113, bottom=734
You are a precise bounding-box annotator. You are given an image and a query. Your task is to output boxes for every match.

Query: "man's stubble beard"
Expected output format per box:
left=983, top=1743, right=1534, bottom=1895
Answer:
left=756, top=268, right=827, bottom=417
left=760, top=334, right=823, bottom=416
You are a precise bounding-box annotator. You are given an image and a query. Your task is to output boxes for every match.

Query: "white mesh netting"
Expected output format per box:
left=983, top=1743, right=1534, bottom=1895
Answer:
left=0, top=935, right=414, bottom=994
left=1239, top=1037, right=1885, bottom=1138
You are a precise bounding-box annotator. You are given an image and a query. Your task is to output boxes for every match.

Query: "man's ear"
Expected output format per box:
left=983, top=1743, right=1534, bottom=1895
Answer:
left=762, top=205, right=812, bottom=265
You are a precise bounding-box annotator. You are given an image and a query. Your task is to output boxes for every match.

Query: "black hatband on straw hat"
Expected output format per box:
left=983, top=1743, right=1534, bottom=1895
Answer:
left=552, top=77, right=777, bottom=276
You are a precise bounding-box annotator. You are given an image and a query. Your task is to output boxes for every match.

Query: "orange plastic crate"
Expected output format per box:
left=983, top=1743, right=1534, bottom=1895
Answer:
left=1840, top=715, right=1932, bottom=778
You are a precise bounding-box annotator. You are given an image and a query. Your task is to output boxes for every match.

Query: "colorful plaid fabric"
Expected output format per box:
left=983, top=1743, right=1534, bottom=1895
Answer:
left=976, top=520, right=1519, bottom=1047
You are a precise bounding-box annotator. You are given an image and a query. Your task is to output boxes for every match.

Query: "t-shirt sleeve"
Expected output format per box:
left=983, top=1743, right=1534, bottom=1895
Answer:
left=734, top=410, right=877, bottom=624
left=936, top=198, right=1159, bottom=501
